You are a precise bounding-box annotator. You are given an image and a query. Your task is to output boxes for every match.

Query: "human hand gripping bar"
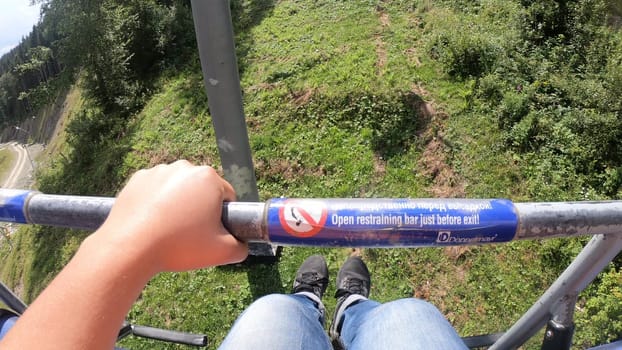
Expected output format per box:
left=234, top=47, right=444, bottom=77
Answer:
left=2, top=189, right=622, bottom=247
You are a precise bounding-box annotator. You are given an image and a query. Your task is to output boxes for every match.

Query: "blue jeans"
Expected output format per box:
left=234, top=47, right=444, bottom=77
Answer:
left=1, top=297, right=468, bottom=349
left=0, top=310, right=18, bottom=340
left=219, top=293, right=468, bottom=349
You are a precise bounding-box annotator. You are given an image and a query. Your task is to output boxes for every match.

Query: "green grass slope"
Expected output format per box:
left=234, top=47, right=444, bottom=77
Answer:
left=1, top=1, right=620, bottom=349
left=117, top=2, right=563, bottom=348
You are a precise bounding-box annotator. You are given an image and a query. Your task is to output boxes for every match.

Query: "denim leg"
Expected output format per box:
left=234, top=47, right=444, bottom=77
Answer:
left=339, top=298, right=468, bottom=350
left=0, top=310, right=18, bottom=340
left=218, top=293, right=332, bottom=350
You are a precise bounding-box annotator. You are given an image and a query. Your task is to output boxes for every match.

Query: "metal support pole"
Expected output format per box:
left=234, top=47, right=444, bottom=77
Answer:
left=189, top=0, right=276, bottom=257
left=189, top=1, right=258, bottom=201
left=489, top=234, right=622, bottom=349
left=27, top=194, right=114, bottom=230
left=22, top=144, right=35, bottom=171
left=6, top=192, right=622, bottom=247
left=0, top=281, right=27, bottom=314
left=514, top=201, right=622, bottom=239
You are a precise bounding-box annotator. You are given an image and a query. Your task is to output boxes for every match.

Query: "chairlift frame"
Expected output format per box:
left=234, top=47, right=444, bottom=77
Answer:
left=1, top=1, right=621, bottom=348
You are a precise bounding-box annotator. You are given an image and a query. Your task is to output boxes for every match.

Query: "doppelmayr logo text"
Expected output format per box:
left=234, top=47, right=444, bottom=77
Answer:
left=436, top=231, right=498, bottom=243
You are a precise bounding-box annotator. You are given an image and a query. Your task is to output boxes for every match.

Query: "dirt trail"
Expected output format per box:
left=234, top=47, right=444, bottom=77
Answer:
left=374, top=7, right=390, bottom=75
left=405, top=84, right=474, bottom=303
left=372, top=6, right=464, bottom=198
left=412, top=83, right=466, bottom=198
left=1, top=143, right=42, bottom=189
left=410, top=83, right=471, bottom=266
left=3, top=143, right=28, bottom=188
left=0, top=142, right=38, bottom=246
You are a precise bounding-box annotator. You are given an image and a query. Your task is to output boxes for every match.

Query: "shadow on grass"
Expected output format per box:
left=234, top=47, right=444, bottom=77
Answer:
left=246, top=262, right=286, bottom=299
left=294, top=90, right=434, bottom=159
left=231, top=0, right=277, bottom=77
left=243, top=246, right=285, bottom=300
left=216, top=258, right=285, bottom=301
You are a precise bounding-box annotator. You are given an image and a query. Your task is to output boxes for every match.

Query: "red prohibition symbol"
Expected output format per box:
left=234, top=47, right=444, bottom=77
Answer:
left=278, top=199, right=328, bottom=238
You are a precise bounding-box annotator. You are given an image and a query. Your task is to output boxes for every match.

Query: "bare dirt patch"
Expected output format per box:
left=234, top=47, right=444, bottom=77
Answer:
left=373, top=155, right=386, bottom=177
left=412, top=260, right=469, bottom=318
left=143, top=146, right=213, bottom=168
left=350, top=248, right=363, bottom=257
left=374, top=8, right=390, bottom=75
left=290, top=88, right=315, bottom=106
left=247, top=82, right=280, bottom=93
left=375, top=36, right=388, bottom=74
left=444, top=246, right=473, bottom=261
left=12, top=278, right=24, bottom=301
left=379, top=11, right=390, bottom=27
left=413, top=84, right=466, bottom=198
left=365, top=154, right=387, bottom=192
left=410, top=82, right=431, bottom=99
left=255, top=158, right=326, bottom=182
left=404, top=47, right=422, bottom=67
left=418, top=131, right=466, bottom=198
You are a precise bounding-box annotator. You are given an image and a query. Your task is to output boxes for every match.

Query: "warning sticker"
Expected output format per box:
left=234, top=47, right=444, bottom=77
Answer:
left=0, top=189, right=30, bottom=224
left=266, top=198, right=518, bottom=247
left=278, top=199, right=328, bottom=237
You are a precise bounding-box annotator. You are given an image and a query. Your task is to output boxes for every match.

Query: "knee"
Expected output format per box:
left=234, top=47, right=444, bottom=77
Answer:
left=246, top=294, right=300, bottom=315
left=382, top=298, right=442, bottom=318
left=228, top=294, right=302, bottom=331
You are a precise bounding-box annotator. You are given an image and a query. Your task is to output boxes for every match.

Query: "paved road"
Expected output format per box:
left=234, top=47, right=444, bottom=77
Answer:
left=2, top=142, right=30, bottom=189
left=0, top=142, right=42, bottom=190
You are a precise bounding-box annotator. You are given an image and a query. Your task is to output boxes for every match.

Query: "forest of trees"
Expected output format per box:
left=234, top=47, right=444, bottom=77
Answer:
left=0, top=0, right=196, bottom=129
left=0, top=23, right=62, bottom=127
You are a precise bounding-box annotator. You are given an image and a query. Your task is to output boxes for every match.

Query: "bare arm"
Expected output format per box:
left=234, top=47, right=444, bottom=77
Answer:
left=0, top=161, right=248, bottom=349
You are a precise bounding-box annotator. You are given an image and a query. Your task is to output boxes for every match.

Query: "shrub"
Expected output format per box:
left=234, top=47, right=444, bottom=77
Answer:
left=575, top=268, right=622, bottom=348
left=520, top=0, right=572, bottom=44
left=477, top=73, right=506, bottom=102
left=498, top=91, right=531, bottom=130
left=428, top=28, right=502, bottom=79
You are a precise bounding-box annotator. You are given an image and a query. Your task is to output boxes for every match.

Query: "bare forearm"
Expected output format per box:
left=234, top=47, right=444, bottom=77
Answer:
left=0, top=162, right=247, bottom=348
left=0, top=231, right=156, bottom=349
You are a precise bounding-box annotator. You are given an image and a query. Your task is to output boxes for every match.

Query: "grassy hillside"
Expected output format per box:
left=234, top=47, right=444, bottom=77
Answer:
left=1, top=1, right=621, bottom=349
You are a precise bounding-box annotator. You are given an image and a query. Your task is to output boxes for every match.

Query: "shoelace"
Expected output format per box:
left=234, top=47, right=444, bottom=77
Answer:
left=298, top=272, right=325, bottom=284
left=335, top=277, right=367, bottom=298
left=295, top=272, right=328, bottom=292
left=343, top=278, right=365, bottom=295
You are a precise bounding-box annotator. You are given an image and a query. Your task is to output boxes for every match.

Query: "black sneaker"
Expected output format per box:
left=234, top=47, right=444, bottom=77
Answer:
left=330, top=256, right=371, bottom=338
left=292, top=255, right=329, bottom=299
